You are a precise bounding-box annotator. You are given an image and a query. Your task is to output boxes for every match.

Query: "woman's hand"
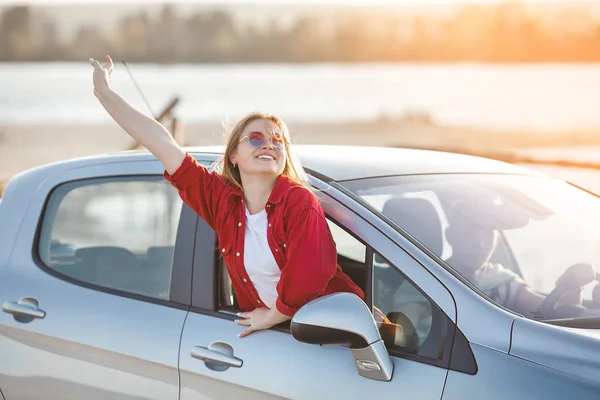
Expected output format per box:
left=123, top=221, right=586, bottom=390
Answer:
left=235, top=307, right=290, bottom=338
left=89, top=55, right=113, bottom=96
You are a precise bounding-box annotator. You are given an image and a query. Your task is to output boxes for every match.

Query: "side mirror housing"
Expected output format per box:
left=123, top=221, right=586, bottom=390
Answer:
left=291, top=293, right=394, bottom=382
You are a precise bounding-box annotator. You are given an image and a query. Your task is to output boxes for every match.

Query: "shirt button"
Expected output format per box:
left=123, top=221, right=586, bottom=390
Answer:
left=221, top=248, right=226, bottom=253
left=243, top=278, right=247, bottom=282
left=268, top=223, right=272, bottom=227
left=267, top=204, right=271, bottom=207
left=238, top=222, right=242, bottom=226
left=275, top=249, right=278, bottom=252
left=236, top=252, right=240, bottom=256
left=257, top=300, right=261, bottom=304
left=283, top=243, right=286, bottom=247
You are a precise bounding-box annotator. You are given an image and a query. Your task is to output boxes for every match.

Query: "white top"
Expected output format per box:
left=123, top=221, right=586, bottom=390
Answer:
left=243, top=207, right=281, bottom=308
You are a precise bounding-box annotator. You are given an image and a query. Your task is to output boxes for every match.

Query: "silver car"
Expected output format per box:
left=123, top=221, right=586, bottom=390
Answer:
left=1, top=145, right=599, bottom=400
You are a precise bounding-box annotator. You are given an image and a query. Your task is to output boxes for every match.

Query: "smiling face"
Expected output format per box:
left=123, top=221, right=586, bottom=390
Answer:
left=229, top=118, right=287, bottom=178
left=220, top=112, right=310, bottom=192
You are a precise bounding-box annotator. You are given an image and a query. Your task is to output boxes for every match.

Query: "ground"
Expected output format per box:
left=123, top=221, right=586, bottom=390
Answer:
left=2, top=118, right=600, bottom=194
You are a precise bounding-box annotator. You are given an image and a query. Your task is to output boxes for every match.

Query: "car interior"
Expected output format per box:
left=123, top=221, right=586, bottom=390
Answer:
left=46, top=242, right=174, bottom=300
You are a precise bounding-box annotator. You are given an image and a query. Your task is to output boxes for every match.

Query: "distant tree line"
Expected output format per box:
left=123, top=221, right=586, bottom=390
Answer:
left=2, top=3, right=600, bottom=63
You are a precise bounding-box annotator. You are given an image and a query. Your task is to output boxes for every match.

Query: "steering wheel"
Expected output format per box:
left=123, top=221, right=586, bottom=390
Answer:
left=538, top=262, right=598, bottom=319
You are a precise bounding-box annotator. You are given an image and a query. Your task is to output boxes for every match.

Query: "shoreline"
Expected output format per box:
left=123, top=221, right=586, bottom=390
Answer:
left=2, top=119, right=600, bottom=184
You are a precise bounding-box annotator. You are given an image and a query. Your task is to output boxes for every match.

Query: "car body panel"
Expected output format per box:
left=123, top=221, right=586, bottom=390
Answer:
left=442, top=343, right=600, bottom=400
left=183, top=145, right=540, bottom=181
left=509, top=317, right=600, bottom=384
left=0, top=157, right=190, bottom=400
left=0, top=280, right=186, bottom=400
left=179, top=313, right=448, bottom=400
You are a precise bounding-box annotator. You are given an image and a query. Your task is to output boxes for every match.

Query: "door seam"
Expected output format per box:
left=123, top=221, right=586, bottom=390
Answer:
left=177, top=309, right=190, bottom=400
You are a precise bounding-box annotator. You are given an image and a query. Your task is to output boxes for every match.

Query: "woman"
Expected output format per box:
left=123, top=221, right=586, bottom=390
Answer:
left=89, top=55, right=365, bottom=338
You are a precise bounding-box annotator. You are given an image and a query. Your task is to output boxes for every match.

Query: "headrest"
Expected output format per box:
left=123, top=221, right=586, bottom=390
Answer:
left=438, top=181, right=552, bottom=231
left=382, top=197, right=444, bottom=257
left=76, top=246, right=136, bottom=261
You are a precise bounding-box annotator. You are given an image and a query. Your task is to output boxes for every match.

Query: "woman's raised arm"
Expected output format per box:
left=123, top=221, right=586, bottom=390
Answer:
left=90, top=55, right=185, bottom=174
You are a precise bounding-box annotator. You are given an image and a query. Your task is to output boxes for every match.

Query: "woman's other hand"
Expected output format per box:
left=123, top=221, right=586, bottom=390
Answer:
left=235, top=307, right=290, bottom=338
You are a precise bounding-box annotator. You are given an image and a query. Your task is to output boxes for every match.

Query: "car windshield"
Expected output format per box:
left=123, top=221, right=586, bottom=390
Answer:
left=341, top=173, right=600, bottom=323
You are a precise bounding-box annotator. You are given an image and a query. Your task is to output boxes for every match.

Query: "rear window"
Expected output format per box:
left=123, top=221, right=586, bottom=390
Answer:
left=37, top=176, right=183, bottom=300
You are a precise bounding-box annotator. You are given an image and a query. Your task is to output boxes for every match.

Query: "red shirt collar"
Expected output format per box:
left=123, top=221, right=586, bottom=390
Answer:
left=228, top=174, right=293, bottom=205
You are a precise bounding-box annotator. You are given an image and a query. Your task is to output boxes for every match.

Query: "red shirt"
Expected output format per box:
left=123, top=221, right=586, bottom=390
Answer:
left=164, top=152, right=365, bottom=316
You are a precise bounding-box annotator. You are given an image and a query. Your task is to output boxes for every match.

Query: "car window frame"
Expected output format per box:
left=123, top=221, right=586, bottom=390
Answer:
left=324, top=208, right=476, bottom=374
left=188, top=183, right=476, bottom=374
left=323, top=216, right=463, bottom=370
left=32, top=174, right=197, bottom=310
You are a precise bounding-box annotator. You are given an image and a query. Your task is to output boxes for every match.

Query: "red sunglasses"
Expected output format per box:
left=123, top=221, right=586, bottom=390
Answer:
left=239, top=131, right=289, bottom=151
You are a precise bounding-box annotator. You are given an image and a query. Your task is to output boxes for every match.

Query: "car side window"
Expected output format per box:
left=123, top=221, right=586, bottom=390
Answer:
left=37, top=176, right=183, bottom=300
left=329, top=218, right=447, bottom=362
left=218, top=218, right=367, bottom=310
left=373, top=251, right=446, bottom=361
left=326, top=219, right=367, bottom=293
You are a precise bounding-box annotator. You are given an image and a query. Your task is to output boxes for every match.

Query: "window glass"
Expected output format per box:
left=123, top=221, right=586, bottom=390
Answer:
left=342, top=174, right=600, bottom=322
left=373, top=251, right=444, bottom=360
left=39, top=177, right=183, bottom=300
left=326, top=219, right=367, bottom=292
left=328, top=218, right=444, bottom=360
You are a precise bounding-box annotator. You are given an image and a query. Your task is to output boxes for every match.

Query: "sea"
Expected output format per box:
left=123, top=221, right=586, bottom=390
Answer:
left=3, top=61, right=600, bottom=190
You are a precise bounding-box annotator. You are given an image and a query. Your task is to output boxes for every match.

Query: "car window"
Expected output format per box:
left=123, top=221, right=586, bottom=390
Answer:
left=38, top=176, right=183, bottom=300
left=329, top=217, right=446, bottom=361
left=327, top=219, right=367, bottom=293
left=373, top=251, right=446, bottom=360
left=358, top=190, right=452, bottom=260
left=343, top=174, right=600, bottom=323
left=218, top=218, right=367, bottom=309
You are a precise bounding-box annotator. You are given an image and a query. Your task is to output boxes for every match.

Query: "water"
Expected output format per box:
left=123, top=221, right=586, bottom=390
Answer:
left=4, top=61, right=600, bottom=191
left=3, top=62, right=600, bottom=129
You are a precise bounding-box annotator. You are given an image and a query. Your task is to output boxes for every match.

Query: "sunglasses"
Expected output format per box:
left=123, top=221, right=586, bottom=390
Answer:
left=239, top=131, right=289, bottom=151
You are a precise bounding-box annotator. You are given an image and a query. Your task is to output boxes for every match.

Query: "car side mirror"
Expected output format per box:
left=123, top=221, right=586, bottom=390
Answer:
left=290, top=293, right=394, bottom=382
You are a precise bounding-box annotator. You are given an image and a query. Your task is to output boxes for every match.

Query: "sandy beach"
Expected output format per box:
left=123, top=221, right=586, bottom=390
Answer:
left=3, top=119, right=600, bottom=193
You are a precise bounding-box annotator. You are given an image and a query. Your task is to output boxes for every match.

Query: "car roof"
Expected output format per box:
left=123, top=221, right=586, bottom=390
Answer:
left=9, top=144, right=541, bottom=188
left=184, top=144, right=540, bottom=182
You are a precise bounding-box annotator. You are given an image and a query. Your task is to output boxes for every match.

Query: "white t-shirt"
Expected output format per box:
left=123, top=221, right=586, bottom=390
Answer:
left=244, top=207, right=281, bottom=308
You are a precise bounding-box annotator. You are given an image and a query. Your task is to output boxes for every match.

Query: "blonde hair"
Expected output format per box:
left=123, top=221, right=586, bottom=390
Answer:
left=215, top=111, right=311, bottom=192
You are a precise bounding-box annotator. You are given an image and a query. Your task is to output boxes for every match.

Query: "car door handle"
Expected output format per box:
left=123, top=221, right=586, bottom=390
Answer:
left=191, top=344, right=243, bottom=368
left=2, top=298, right=46, bottom=319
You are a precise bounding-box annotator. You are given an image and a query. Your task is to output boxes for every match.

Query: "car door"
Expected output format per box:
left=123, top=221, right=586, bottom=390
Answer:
left=0, top=160, right=196, bottom=400
left=177, top=190, right=467, bottom=399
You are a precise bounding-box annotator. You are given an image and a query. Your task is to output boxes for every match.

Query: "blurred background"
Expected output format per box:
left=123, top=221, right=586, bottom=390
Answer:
left=2, top=0, right=600, bottom=193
